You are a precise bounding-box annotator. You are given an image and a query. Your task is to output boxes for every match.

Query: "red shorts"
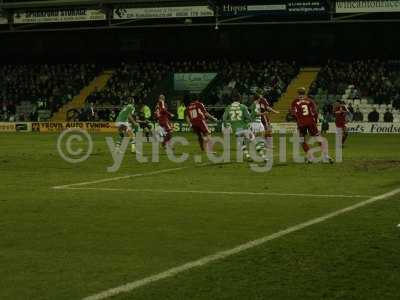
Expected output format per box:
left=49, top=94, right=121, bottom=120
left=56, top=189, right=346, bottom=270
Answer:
left=192, top=120, right=210, bottom=135
left=159, top=121, right=172, bottom=133
left=335, top=123, right=347, bottom=129
left=261, top=117, right=270, bottom=128
left=298, top=123, right=319, bottom=137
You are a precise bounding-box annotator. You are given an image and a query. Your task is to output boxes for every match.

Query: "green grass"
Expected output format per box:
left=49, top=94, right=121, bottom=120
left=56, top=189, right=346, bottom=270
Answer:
left=0, top=132, right=399, bottom=300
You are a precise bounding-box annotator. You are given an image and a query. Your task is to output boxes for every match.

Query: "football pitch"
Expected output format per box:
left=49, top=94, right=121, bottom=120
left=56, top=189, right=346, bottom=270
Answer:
left=1, top=132, right=400, bottom=300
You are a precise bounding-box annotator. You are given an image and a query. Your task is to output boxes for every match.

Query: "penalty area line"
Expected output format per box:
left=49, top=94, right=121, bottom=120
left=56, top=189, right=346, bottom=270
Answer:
left=80, top=187, right=400, bottom=300
left=51, top=166, right=191, bottom=189
left=60, top=186, right=372, bottom=199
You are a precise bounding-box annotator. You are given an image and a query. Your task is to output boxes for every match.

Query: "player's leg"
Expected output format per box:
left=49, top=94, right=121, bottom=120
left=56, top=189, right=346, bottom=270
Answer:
left=116, top=125, right=126, bottom=147
left=200, top=121, right=213, bottom=153
left=144, top=122, right=152, bottom=142
left=251, top=122, right=268, bottom=160
left=115, top=122, right=129, bottom=150
left=264, top=123, right=273, bottom=150
left=342, top=126, right=348, bottom=144
left=162, top=123, right=173, bottom=148
left=236, top=128, right=254, bottom=161
left=191, top=124, right=204, bottom=151
left=312, top=125, right=333, bottom=163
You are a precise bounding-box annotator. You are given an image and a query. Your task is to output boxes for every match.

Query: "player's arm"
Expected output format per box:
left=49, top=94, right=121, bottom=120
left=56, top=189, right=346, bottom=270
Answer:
left=200, top=104, right=217, bottom=122
left=184, top=109, right=191, bottom=125
left=128, top=114, right=137, bottom=126
left=265, top=106, right=280, bottom=114
left=311, top=101, right=319, bottom=123
left=206, top=113, right=217, bottom=122
left=242, top=105, right=251, bottom=123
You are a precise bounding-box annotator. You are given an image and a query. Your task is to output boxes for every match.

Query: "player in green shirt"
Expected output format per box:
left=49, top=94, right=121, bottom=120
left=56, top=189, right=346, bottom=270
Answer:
left=249, top=96, right=267, bottom=159
left=223, top=94, right=254, bottom=161
left=115, top=97, right=137, bottom=153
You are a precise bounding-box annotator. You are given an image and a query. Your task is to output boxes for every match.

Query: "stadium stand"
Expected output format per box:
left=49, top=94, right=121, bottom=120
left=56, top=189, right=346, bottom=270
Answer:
left=309, top=60, right=400, bottom=122
left=203, top=60, right=298, bottom=106
left=81, top=59, right=298, bottom=121
left=87, top=60, right=298, bottom=105
left=0, top=64, right=99, bottom=121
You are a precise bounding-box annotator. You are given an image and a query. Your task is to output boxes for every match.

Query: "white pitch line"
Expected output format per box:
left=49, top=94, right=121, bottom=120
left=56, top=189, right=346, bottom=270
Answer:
left=81, top=187, right=400, bottom=300
left=51, top=166, right=190, bottom=189
left=61, top=186, right=371, bottom=199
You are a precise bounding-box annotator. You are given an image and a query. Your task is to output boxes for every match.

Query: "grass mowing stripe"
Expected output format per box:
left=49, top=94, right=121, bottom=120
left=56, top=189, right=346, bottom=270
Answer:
left=61, top=187, right=371, bottom=199
left=81, top=187, right=400, bottom=300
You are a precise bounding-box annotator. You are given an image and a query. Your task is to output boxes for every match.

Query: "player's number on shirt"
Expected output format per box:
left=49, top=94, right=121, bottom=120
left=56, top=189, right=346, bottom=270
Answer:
left=229, top=109, right=243, bottom=121
left=189, top=109, right=198, bottom=119
left=301, top=104, right=309, bottom=116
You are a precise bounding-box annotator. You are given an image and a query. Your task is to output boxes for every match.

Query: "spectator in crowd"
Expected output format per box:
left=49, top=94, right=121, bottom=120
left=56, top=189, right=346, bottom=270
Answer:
left=353, top=107, right=364, bottom=122
left=368, top=107, right=380, bottom=122
left=347, top=103, right=354, bottom=121
left=90, top=59, right=298, bottom=107
left=393, top=93, right=400, bottom=110
left=109, top=110, right=117, bottom=122
left=310, top=59, right=400, bottom=105
left=0, top=64, right=99, bottom=121
left=383, top=108, right=394, bottom=122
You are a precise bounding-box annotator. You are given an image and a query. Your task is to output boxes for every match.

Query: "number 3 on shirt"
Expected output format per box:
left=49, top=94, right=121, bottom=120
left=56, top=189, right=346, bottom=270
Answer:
left=301, top=104, right=309, bottom=116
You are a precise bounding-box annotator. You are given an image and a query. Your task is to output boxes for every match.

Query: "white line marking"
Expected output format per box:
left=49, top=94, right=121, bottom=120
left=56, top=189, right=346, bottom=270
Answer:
left=81, top=187, right=400, bottom=300
left=52, top=166, right=189, bottom=189
left=61, top=186, right=371, bottom=199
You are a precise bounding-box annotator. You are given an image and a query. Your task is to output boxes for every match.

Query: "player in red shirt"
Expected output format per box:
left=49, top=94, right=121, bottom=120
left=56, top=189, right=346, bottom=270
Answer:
left=154, top=94, right=174, bottom=148
left=257, top=92, right=279, bottom=149
left=334, top=100, right=349, bottom=145
left=291, top=87, right=333, bottom=163
left=185, top=96, right=217, bottom=152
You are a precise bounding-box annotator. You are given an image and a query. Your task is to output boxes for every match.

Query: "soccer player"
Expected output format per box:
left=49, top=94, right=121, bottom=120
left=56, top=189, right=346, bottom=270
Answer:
left=257, top=92, right=279, bottom=149
left=185, top=95, right=217, bottom=153
left=249, top=95, right=268, bottom=158
left=154, top=94, right=174, bottom=149
left=291, top=87, right=333, bottom=163
left=137, top=102, right=153, bottom=142
left=115, top=97, right=137, bottom=153
left=223, top=93, right=253, bottom=161
left=334, top=100, right=349, bottom=145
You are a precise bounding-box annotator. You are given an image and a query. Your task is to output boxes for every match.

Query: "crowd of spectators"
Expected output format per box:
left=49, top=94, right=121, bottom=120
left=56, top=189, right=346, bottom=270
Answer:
left=86, top=61, right=225, bottom=106
left=0, top=64, right=99, bottom=121
left=309, top=59, right=400, bottom=105
left=207, top=60, right=298, bottom=106
left=87, top=60, right=299, bottom=107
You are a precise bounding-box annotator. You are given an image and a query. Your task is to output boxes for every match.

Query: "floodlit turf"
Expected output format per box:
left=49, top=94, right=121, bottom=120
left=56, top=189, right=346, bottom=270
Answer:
left=0, top=132, right=399, bottom=300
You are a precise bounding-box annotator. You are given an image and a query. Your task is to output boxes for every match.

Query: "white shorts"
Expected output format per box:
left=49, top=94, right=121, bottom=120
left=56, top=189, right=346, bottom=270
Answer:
left=250, top=122, right=265, bottom=134
left=235, top=128, right=254, bottom=140
left=116, top=122, right=132, bottom=130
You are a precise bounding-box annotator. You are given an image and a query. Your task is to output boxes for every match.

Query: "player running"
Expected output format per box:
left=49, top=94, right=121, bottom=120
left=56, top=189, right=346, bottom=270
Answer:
left=154, top=94, right=174, bottom=149
left=249, top=96, right=269, bottom=159
left=185, top=95, right=217, bottom=153
left=223, top=93, right=254, bottom=161
left=137, top=102, right=153, bottom=142
left=334, top=100, right=349, bottom=146
left=257, top=92, right=279, bottom=149
left=115, top=97, right=137, bottom=153
left=291, top=87, right=333, bottom=164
